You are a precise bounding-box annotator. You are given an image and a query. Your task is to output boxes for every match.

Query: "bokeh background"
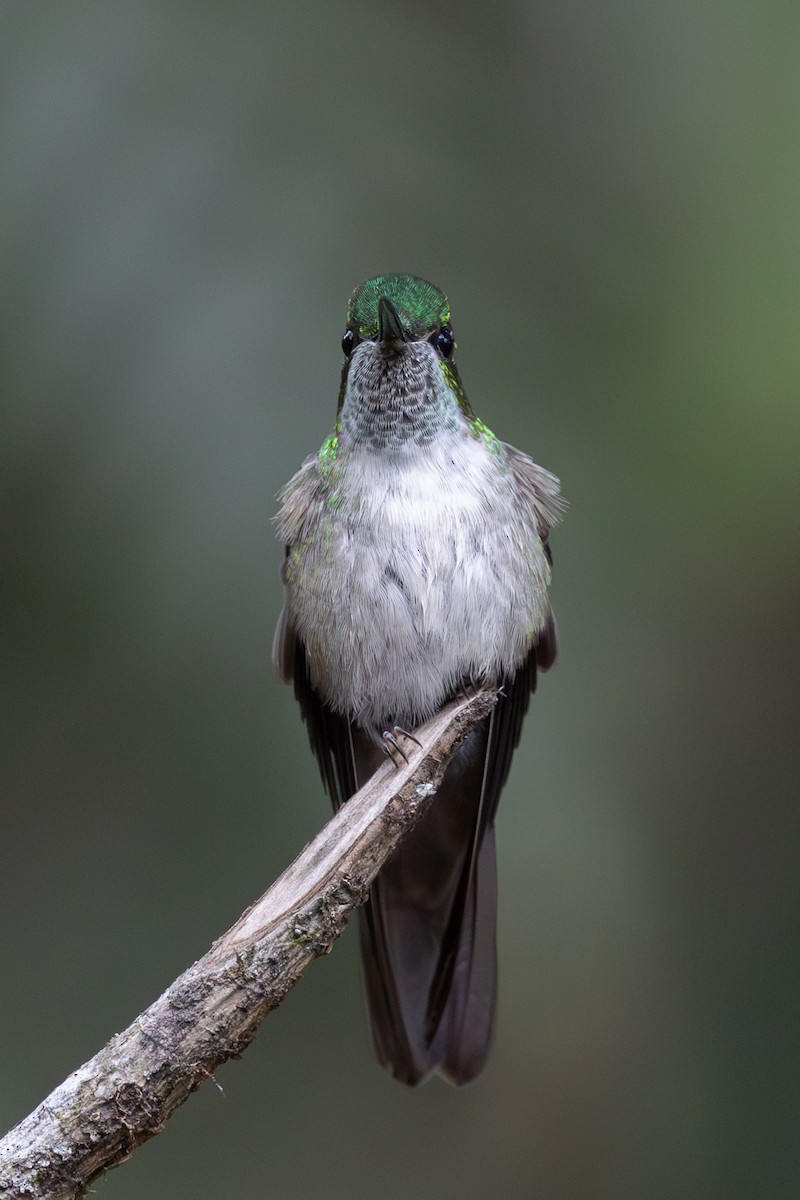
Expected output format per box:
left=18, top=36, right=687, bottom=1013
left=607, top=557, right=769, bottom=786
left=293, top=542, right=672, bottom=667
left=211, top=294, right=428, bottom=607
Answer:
left=2, top=2, right=799, bottom=1198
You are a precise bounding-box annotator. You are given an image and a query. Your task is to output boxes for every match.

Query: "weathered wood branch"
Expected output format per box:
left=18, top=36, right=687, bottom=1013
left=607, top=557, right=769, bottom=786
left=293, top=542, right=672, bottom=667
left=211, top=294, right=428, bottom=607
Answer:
left=0, top=690, right=496, bottom=1200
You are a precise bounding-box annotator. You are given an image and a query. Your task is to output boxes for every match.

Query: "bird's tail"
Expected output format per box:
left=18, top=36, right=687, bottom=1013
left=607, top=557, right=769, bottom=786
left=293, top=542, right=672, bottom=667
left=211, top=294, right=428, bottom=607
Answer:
left=357, top=722, right=498, bottom=1086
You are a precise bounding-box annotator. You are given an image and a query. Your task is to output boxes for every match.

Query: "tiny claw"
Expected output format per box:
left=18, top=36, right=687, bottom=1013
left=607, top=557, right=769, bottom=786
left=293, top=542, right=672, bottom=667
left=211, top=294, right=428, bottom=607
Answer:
left=381, top=730, right=410, bottom=766
left=393, top=724, right=422, bottom=748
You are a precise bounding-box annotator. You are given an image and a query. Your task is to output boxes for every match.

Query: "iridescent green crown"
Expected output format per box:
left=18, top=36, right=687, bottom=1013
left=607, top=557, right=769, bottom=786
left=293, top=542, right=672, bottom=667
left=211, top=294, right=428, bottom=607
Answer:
left=347, top=274, right=450, bottom=338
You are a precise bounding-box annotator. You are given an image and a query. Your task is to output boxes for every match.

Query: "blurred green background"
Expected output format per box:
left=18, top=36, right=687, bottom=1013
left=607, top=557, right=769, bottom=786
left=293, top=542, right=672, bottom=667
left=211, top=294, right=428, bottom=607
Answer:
left=2, top=2, right=799, bottom=1198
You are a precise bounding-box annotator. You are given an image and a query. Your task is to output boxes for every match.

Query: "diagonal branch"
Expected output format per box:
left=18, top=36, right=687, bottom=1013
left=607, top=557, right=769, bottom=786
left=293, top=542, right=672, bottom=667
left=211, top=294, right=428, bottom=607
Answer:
left=0, top=690, right=496, bottom=1200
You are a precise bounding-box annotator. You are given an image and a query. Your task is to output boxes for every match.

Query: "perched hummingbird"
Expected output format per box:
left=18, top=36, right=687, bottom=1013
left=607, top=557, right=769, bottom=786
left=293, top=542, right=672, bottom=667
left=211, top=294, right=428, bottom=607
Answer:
left=273, top=274, right=564, bottom=1086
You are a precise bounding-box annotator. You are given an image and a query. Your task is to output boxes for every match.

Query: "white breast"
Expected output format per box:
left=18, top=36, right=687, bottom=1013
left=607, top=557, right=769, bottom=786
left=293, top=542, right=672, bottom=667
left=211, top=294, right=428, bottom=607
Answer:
left=290, top=430, right=551, bottom=730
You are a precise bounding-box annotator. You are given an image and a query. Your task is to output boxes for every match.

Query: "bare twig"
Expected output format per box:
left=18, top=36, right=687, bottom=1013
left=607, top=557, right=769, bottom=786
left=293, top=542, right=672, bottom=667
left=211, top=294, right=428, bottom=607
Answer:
left=0, top=690, right=496, bottom=1200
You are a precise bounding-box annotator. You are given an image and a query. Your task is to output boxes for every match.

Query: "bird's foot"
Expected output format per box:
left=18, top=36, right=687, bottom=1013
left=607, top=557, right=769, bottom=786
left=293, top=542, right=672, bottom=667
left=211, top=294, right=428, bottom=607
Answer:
left=456, top=676, right=481, bottom=701
left=380, top=725, right=422, bottom=766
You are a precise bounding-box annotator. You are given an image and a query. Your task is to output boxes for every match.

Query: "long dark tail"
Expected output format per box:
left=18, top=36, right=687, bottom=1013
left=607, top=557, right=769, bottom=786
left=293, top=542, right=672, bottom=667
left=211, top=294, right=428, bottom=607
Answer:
left=357, top=718, right=498, bottom=1086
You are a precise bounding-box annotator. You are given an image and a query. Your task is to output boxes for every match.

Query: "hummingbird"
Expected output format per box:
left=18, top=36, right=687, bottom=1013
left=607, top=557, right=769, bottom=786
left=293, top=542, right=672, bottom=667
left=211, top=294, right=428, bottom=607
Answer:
left=273, top=274, right=564, bottom=1086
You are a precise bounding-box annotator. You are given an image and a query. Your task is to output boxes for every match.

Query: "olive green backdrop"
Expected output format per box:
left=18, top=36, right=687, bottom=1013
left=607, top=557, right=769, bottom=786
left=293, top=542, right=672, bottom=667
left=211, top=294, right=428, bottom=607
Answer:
left=2, top=3, right=798, bottom=1198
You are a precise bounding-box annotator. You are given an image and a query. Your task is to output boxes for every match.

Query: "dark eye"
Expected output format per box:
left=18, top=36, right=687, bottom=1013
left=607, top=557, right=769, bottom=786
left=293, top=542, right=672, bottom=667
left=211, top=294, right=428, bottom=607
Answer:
left=435, top=327, right=454, bottom=359
left=342, top=328, right=357, bottom=357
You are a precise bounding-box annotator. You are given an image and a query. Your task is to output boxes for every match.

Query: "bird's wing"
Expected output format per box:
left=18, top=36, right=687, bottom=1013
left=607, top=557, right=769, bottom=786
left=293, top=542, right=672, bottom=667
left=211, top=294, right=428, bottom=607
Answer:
left=503, top=442, right=566, bottom=544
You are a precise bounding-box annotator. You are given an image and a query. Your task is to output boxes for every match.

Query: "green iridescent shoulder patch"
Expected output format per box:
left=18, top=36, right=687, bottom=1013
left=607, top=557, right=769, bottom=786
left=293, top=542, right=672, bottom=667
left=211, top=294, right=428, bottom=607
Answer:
left=348, top=274, right=450, bottom=338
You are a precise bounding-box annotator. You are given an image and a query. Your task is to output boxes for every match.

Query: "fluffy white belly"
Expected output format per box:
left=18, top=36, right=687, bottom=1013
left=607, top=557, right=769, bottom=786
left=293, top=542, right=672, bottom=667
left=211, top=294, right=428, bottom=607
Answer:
left=289, top=436, right=549, bottom=728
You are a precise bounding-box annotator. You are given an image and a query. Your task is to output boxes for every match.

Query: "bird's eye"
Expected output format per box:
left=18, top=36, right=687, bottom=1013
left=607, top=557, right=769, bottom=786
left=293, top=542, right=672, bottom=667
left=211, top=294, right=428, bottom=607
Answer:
left=435, top=327, right=455, bottom=359
left=341, top=329, right=357, bottom=357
